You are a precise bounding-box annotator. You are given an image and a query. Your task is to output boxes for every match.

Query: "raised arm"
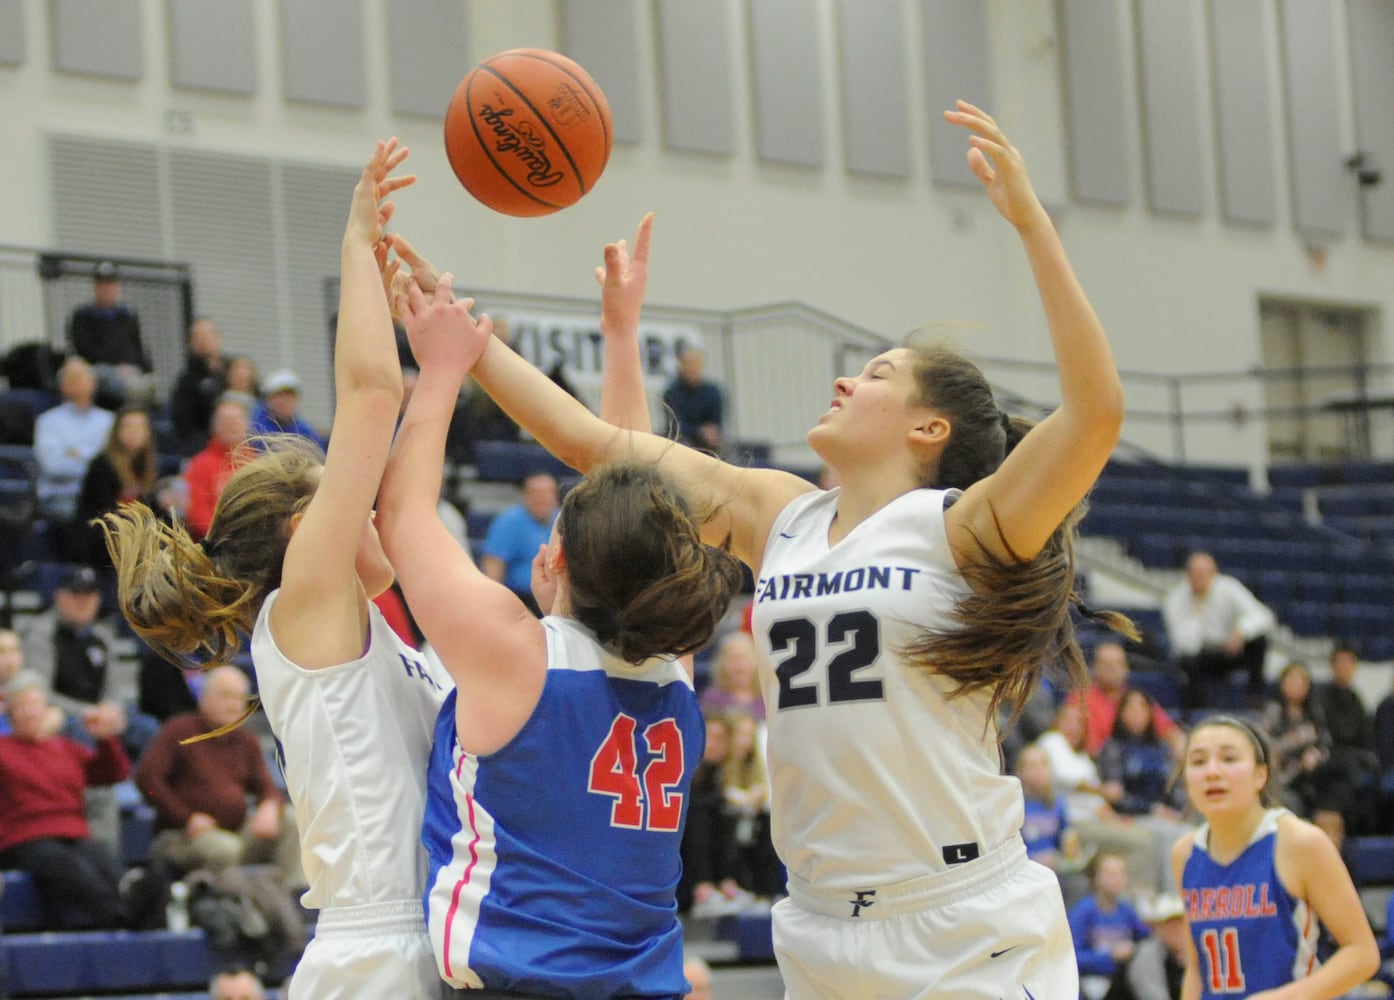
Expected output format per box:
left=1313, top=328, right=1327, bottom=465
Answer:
left=387, top=234, right=812, bottom=574
left=271, top=140, right=413, bottom=668
left=597, top=213, right=654, bottom=432
left=377, top=278, right=546, bottom=755
left=943, top=101, right=1124, bottom=563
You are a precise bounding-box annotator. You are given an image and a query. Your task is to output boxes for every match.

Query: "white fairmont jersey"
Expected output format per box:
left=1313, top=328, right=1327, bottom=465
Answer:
left=253, top=591, right=452, bottom=910
left=751, top=487, right=1025, bottom=890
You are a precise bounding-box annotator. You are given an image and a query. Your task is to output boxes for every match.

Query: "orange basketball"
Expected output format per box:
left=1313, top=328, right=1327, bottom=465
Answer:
left=444, top=48, right=613, bottom=218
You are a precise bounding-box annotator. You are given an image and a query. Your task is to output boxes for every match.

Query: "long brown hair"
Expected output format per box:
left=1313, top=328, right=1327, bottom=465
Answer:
left=898, top=346, right=1136, bottom=731
left=105, top=407, right=157, bottom=498
left=559, top=461, right=743, bottom=664
left=98, top=440, right=323, bottom=737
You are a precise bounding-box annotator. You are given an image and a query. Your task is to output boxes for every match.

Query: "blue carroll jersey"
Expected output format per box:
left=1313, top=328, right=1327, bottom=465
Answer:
left=422, top=616, right=701, bottom=998
left=1182, top=809, right=1318, bottom=997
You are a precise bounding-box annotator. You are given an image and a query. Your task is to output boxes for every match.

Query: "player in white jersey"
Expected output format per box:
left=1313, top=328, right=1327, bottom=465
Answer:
left=391, top=101, right=1127, bottom=998
left=102, top=142, right=454, bottom=998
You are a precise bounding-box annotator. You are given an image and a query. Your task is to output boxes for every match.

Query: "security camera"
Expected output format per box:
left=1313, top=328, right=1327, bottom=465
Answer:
left=1345, top=152, right=1383, bottom=188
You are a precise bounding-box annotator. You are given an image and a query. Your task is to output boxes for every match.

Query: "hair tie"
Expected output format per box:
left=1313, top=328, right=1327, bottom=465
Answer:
left=998, top=409, right=1013, bottom=435
left=198, top=536, right=215, bottom=556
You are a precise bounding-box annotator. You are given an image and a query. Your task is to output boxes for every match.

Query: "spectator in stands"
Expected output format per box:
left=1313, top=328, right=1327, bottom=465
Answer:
left=1070, top=641, right=1183, bottom=757
left=1163, top=550, right=1274, bottom=709
left=250, top=369, right=326, bottom=449
left=135, top=643, right=198, bottom=723
left=208, top=964, right=266, bottom=1000
left=1038, top=702, right=1160, bottom=894
left=682, top=954, right=713, bottom=1000
left=184, top=393, right=251, bottom=540
left=1017, top=741, right=1087, bottom=908
left=1318, top=643, right=1381, bottom=835
left=1097, top=689, right=1193, bottom=892
left=33, top=357, right=114, bottom=520
left=1104, top=893, right=1186, bottom=1000
left=66, top=406, right=158, bottom=566
left=723, top=712, right=779, bottom=902
left=1069, top=852, right=1150, bottom=1000
left=136, top=665, right=301, bottom=889
left=662, top=345, right=724, bottom=454
left=223, top=355, right=260, bottom=408
left=480, top=470, right=559, bottom=616
left=21, top=565, right=131, bottom=725
left=66, top=261, right=155, bottom=409
left=1262, top=661, right=1353, bottom=848
left=170, top=318, right=230, bottom=457
left=699, top=630, right=765, bottom=721
left=683, top=711, right=742, bottom=917
left=0, top=670, right=130, bottom=929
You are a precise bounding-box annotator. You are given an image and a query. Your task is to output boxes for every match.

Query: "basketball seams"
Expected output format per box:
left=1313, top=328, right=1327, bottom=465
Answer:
left=457, top=70, right=561, bottom=214
left=491, top=50, right=612, bottom=164
left=475, top=63, right=590, bottom=196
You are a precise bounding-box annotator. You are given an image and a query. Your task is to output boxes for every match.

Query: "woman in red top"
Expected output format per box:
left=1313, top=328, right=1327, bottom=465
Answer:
left=0, top=671, right=130, bottom=928
left=184, top=394, right=251, bottom=539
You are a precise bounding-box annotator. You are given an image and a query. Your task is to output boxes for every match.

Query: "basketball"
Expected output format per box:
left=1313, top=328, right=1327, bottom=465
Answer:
left=444, top=48, right=613, bottom=218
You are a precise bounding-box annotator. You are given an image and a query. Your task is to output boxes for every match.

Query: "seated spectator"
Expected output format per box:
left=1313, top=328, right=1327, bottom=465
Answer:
left=1262, top=661, right=1353, bottom=848
left=136, top=643, right=198, bottom=722
left=209, top=964, right=266, bottom=1000
left=1316, top=643, right=1381, bottom=834
left=1103, top=893, right=1186, bottom=1000
left=1037, top=703, right=1160, bottom=894
left=1069, top=852, right=1150, bottom=1000
left=170, top=318, right=230, bottom=457
left=0, top=627, right=64, bottom=738
left=1097, top=689, right=1193, bottom=893
left=21, top=565, right=132, bottom=723
left=699, top=630, right=765, bottom=721
left=663, top=346, right=724, bottom=453
left=184, top=394, right=252, bottom=540
left=1163, top=550, right=1274, bottom=709
left=480, top=471, right=559, bottom=616
left=1017, top=741, right=1087, bottom=909
left=250, top=369, right=326, bottom=449
left=135, top=666, right=301, bottom=889
left=223, top=355, right=260, bottom=410
left=681, top=712, right=742, bottom=917
left=723, top=712, right=779, bottom=902
left=66, top=406, right=158, bottom=566
left=0, top=670, right=130, bottom=929
left=33, top=357, right=114, bottom=520
left=1069, top=641, right=1182, bottom=757
left=66, top=261, right=155, bottom=408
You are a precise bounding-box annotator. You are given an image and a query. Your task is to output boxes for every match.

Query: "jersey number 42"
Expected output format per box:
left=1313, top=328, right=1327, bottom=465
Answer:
left=587, top=714, right=684, bottom=832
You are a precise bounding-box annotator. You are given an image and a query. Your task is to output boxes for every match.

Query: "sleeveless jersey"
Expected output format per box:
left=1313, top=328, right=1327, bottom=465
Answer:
left=1182, top=809, right=1318, bottom=997
left=252, top=591, right=451, bottom=909
left=751, top=487, right=1024, bottom=889
left=423, top=616, right=700, bottom=998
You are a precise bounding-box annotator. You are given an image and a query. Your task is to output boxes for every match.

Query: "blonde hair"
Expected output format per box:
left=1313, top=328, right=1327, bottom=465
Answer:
left=100, top=439, right=323, bottom=739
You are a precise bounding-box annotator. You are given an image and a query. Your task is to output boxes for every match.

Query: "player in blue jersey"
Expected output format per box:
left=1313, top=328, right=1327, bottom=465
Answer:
left=1172, top=716, right=1377, bottom=999
left=387, top=102, right=1129, bottom=999
left=102, top=142, right=458, bottom=999
left=377, top=220, right=743, bottom=999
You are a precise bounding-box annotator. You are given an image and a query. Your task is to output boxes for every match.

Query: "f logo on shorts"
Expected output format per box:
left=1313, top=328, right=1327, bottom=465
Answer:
left=848, top=889, right=876, bottom=918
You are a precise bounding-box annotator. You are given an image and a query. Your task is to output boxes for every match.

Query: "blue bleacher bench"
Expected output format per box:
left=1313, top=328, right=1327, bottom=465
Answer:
left=1, top=871, right=44, bottom=931
left=2, top=928, right=214, bottom=995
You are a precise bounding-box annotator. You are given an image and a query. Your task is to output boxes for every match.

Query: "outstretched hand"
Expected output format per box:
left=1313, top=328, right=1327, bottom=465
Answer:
left=943, top=101, right=1047, bottom=231
left=346, top=138, right=416, bottom=248
left=398, top=273, right=493, bottom=378
left=382, top=232, right=442, bottom=316
left=596, top=212, right=654, bottom=339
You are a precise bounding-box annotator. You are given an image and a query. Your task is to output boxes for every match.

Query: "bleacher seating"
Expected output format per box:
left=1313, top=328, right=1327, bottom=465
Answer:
left=4, top=929, right=216, bottom=996
left=471, top=440, right=576, bottom=484
left=1082, top=459, right=1394, bottom=660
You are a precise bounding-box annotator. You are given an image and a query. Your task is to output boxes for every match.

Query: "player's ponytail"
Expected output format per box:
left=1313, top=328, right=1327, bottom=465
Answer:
left=561, top=461, right=743, bottom=664
left=99, top=439, right=322, bottom=672
left=903, top=346, right=1136, bottom=731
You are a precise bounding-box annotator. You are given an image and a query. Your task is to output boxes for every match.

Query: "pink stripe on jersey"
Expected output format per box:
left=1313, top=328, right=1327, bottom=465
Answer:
left=441, top=751, right=482, bottom=981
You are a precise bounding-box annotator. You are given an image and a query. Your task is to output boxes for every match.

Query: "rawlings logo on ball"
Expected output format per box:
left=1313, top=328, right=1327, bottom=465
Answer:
left=477, top=103, right=564, bottom=187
